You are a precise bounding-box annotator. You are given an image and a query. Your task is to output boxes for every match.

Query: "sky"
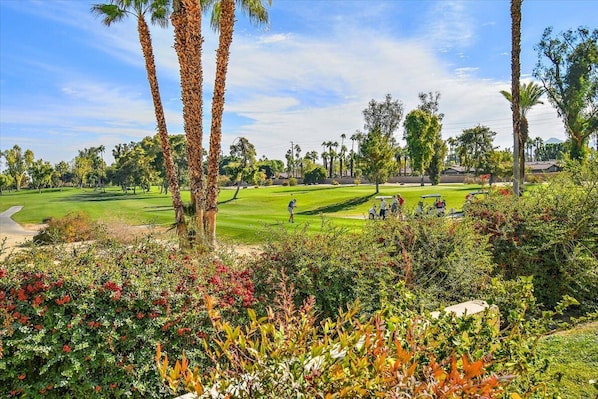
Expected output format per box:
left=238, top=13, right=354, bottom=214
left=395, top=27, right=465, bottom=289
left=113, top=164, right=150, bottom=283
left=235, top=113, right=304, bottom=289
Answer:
left=1, top=0, right=597, bottom=166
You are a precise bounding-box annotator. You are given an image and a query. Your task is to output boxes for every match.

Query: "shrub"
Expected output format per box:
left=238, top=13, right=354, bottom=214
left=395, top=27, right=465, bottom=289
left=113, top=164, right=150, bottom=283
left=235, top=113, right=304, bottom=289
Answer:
left=466, top=162, right=598, bottom=312
left=263, top=178, right=273, bottom=186
left=0, top=239, right=255, bottom=398
left=354, top=178, right=361, bottom=186
left=158, top=283, right=565, bottom=399
left=288, top=177, right=298, bottom=186
left=247, top=225, right=396, bottom=319
left=33, top=211, right=97, bottom=244
left=303, top=166, right=327, bottom=185
left=365, top=216, right=495, bottom=310
left=247, top=219, right=494, bottom=318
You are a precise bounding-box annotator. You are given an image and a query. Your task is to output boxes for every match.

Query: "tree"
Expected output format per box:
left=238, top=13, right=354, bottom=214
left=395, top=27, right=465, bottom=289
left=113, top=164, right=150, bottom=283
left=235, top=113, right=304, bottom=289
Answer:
left=509, top=0, right=522, bottom=195
left=227, top=137, right=257, bottom=200
left=427, top=137, right=447, bottom=185
left=1, top=145, right=33, bottom=191
left=28, top=159, right=54, bottom=193
left=404, top=109, right=440, bottom=186
left=359, top=94, right=404, bottom=191
left=363, top=93, right=404, bottom=138
left=171, top=0, right=205, bottom=246
left=418, top=91, right=445, bottom=185
left=203, top=0, right=271, bottom=246
left=534, top=26, right=598, bottom=160
left=500, top=81, right=544, bottom=184
left=52, top=161, right=72, bottom=189
left=92, top=0, right=188, bottom=244
left=456, top=125, right=497, bottom=175
left=358, top=128, right=396, bottom=193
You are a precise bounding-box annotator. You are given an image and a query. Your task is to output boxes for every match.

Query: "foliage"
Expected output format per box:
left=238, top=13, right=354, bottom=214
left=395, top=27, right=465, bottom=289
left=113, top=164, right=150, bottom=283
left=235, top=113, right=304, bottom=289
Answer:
left=158, top=278, right=575, bottom=399
left=303, top=166, right=327, bottom=185
left=365, top=216, right=495, bottom=311
left=33, top=211, right=98, bottom=244
left=248, top=217, right=495, bottom=319
left=403, top=109, right=440, bottom=180
left=357, top=128, right=396, bottom=192
left=361, top=93, right=404, bottom=137
left=0, top=238, right=255, bottom=398
left=465, top=162, right=598, bottom=311
left=288, top=177, right=298, bottom=186
left=534, top=26, right=598, bottom=160
left=455, top=125, right=497, bottom=175
left=158, top=291, right=512, bottom=398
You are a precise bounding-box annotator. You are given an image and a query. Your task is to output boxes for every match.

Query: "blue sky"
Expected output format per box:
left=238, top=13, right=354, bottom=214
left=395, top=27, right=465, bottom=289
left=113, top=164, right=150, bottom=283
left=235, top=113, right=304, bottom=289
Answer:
left=1, top=0, right=596, bottom=166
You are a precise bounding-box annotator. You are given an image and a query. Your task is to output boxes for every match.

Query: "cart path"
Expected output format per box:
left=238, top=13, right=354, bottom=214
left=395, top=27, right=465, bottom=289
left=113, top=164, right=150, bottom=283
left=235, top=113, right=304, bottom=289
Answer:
left=0, top=206, right=37, bottom=236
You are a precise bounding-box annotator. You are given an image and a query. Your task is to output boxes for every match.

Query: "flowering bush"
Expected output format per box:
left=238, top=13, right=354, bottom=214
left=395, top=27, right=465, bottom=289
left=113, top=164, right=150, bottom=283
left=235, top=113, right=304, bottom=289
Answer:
left=0, top=239, right=255, bottom=398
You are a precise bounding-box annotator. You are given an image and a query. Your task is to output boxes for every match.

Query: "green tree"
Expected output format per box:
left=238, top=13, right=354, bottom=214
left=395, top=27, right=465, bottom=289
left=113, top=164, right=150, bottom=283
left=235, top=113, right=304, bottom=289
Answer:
left=456, top=125, right=497, bottom=175
left=0, top=173, right=14, bottom=195
left=73, top=154, right=93, bottom=188
left=358, top=128, right=396, bottom=193
left=2, top=145, right=33, bottom=191
left=362, top=93, right=404, bottom=138
left=27, top=159, right=54, bottom=193
left=227, top=137, right=257, bottom=200
left=500, top=82, right=545, bottom=184
left=534, top=26, right=598, bottom=160
left=404, top=109, right=440, bottom=186
left=52, top=161, right=72, bottom=189
left=92, top=0, right=188, bottom=243
left=418, top=91, right=445, bottom=185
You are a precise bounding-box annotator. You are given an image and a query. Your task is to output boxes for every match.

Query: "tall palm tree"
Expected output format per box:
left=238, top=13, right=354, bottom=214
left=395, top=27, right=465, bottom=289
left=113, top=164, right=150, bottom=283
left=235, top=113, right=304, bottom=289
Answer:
left=203, top=0, right=271, bottom=245
left=508, top=0, right=522, bottom=195
left=171, top=0, right=206, bottom=249
left=501, top=81, right=544, bottom=184
left=91, top=0, right=188, bottom=244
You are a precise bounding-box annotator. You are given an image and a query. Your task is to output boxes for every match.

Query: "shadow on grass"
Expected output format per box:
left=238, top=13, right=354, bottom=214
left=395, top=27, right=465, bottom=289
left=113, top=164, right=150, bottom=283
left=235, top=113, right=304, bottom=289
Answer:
left=299, top=193, right=376, bottom=215
left=58, top=191, right=160, bottom=202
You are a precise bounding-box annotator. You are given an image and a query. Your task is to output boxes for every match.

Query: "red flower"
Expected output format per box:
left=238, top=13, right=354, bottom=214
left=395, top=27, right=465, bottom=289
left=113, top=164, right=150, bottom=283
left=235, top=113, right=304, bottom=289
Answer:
left=95, top=386, right=102, bottom=392
left=136, top=312, right=145, bottom=319
left=18, top=374, right=26, bottom=380
left=63, top=344, right=71, bottom=353
left=33, top=295, right=43, bottom=307
left=17, top=289, right=27, bottom=301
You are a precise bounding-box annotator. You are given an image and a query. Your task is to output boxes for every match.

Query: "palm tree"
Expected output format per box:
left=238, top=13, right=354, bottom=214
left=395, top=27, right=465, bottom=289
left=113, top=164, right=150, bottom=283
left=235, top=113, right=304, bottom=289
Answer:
left=533, top=137, right=544, bottom=161
left=91, top=0, right=188, bottom=244
left=501, top=82, right=544, bottom=184
left=507, top=0, right=522, bottom=195
left=171, top=0, right=206, bottom=248
left=203, top=0, right=271, bottom=246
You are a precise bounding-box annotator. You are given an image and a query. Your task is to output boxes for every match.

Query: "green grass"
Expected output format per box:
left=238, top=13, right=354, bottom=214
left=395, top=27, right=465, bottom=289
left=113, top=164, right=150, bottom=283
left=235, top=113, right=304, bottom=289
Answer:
left=0, top=183, right=485, bottom=244
left=537, top=322, right=598, bottom=399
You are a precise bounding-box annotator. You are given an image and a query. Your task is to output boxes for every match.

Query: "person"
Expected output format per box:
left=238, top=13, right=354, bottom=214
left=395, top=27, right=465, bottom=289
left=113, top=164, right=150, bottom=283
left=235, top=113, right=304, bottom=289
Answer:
left=379, top=198, right=388, bottom=220
left=416, top=201, right=424, bottom=215
left=390, top=196, right=398, bottom=215
left=288, top=198, right=297, bottom=222
left=368, top=204, right=377, bottom=219
left=397, top=194, right=405, bottom=208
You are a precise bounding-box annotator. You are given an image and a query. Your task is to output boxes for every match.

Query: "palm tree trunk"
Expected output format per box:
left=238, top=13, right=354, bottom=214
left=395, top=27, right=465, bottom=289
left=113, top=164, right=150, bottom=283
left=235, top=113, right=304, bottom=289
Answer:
left=137, top=17, right=188, bottom=246
left=172, top=0, right=206, bottom=248
left=510, top=0, right=522, bottom=196
left=205, top=0, right=235, bottom=246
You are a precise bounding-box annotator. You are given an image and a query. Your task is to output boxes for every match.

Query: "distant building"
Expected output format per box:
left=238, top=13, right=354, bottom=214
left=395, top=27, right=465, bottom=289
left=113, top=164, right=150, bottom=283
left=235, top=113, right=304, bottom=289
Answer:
left=442, top=165, right=467, bottom=175
left=527, top=161, right=562, bottom=173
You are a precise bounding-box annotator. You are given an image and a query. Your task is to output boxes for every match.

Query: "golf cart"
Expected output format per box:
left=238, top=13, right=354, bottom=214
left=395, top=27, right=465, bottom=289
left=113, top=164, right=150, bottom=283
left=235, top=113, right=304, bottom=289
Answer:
left=416, top=194, right=446, bottom=216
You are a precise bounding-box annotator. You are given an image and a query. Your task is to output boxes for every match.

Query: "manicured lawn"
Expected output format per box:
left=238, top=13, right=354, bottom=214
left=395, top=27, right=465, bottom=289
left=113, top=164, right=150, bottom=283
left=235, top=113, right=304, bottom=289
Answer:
left=0, top=183, right=485, bottom=243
